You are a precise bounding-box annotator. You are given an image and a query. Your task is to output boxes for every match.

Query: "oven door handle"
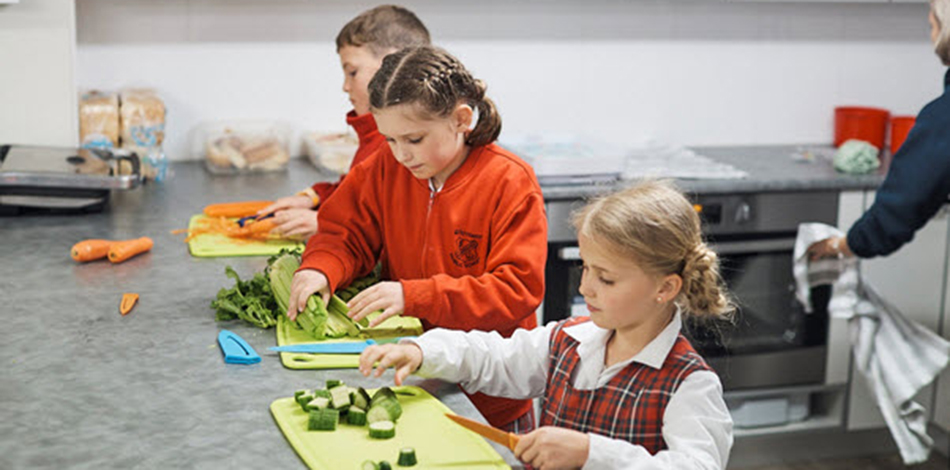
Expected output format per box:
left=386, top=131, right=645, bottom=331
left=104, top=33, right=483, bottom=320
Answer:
left=710, top=238, right=795, bottom=255
left=559, top=238, right=794, bottom=260
left=558, top=246, right=581, bottom=261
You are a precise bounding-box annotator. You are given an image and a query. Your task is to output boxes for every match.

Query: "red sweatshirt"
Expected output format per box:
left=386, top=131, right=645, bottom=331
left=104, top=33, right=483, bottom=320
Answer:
left=300, top=142, right=547, bottom=427
left=309, top=110, right=386, bottom=205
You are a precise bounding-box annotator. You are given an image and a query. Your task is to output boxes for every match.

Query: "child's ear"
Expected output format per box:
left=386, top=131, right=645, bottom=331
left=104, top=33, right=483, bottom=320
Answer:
left=657, top=274, right=683, bottom=303
left=452, top=104, right=474, bottom=133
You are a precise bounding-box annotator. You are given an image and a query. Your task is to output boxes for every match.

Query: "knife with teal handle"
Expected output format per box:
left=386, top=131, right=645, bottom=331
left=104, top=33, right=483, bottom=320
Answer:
left=268, top=337, right=415, bottom=354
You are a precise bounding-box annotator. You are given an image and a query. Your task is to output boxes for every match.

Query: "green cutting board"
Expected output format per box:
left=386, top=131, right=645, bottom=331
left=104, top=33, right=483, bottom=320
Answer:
left=187, top=215, right=304, bottom=258
left=276, top=314, right=424, bottom=370
left=270, top=386, right=510, bottom=470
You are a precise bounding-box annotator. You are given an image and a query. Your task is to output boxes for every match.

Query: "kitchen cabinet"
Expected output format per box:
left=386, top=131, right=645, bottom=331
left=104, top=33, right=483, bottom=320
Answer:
left=845, top=191, right=949, bottom=430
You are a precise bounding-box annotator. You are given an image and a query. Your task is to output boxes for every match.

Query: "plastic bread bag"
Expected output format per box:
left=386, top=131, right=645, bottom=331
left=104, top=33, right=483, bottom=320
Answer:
left=79, top=90, right=120, bottom=149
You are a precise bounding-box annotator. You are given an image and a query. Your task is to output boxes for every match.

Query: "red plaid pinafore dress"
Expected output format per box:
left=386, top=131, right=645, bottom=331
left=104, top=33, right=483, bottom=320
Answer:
left=540, top=316, right=712, bottom=455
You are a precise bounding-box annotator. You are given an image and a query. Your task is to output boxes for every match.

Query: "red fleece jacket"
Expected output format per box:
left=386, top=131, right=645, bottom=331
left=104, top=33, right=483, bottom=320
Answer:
left=300, top=142, right=547, bottom=426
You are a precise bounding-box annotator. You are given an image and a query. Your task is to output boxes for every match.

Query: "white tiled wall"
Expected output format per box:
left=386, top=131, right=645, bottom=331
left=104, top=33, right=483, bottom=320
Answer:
left=74, top=0, right=942, bottom=160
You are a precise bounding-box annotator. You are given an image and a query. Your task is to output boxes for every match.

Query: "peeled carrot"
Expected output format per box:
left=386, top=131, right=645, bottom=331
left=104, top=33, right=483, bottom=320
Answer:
left=202, top=201, right=273, bottom=218
left=107, top=237, right=154, bottom=263
left=119, top=293, right=139, bottom=315
left=70, top=239, right=113, bottom=262
left=233, top=219, right=277, bottom=239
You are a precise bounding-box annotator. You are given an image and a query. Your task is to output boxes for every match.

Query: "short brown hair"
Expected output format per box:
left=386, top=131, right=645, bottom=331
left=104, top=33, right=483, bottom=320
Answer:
left=336, top=5, right=431, bottom=57
left=369, top=46, right=502, bottom=147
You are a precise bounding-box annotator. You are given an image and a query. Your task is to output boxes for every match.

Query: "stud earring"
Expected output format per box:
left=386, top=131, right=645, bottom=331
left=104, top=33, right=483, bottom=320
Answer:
left=656, top=297, right=663, bottom=303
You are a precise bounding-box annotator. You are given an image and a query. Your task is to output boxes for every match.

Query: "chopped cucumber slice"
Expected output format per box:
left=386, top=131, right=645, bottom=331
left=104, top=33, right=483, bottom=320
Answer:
left=306, top=396, right=330, bottom=411
left=378, top=461, right=392, bottom=470
left=368, top=420, right=396, bottom=439
left=397, top=447, right=417, bottom=467
left=330, top=385, right=352, bottom=409
left=347, top=407, right=367, bottom=426
left=326, top=379, right=344, bottom=389
left=307, top=408, right=339, bottom=431
left=361, top=461, right=378, bottom=470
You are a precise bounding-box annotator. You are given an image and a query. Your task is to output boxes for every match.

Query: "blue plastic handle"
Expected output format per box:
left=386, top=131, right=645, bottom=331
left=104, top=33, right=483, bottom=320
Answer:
left=218, top=330, right=261, bottom=364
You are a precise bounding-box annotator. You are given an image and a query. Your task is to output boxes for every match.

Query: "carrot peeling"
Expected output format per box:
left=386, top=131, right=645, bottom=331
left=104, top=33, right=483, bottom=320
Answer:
left=120, top=293, right=139, bottom=315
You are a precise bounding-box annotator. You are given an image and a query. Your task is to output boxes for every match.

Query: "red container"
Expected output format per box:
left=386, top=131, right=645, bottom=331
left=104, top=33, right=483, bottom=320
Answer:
left=890, top=116, right=916, bottom=155
left=834, top=106, right=890, bottom=149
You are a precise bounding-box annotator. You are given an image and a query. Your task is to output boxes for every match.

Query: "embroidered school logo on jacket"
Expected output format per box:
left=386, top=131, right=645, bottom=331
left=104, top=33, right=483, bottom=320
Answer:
left=450, top=230, right=482, bottom=268
left=540, top=316, right=712, bottom=455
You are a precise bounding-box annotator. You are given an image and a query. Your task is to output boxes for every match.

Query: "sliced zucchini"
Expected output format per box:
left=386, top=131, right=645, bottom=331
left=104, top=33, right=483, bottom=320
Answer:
left=296, top=392, right=314, bottom=411
left=352, top=387, right=371, bottom=410
left=307, top=408, right=339, bottom=431
left=367, top=397, right=402, bottom=423
left=361, top=461, right=378, bottom=470
left=368, top=420, right=396, bottom=439
left=326, top=379, right=344, bottom=389
left=397, top=447, right=417, bottom=467
left=312, top=388, right=331, bottom=399
left=371, top=387, right=397, bottom=405
left=330, top=385, right=352, bottom=409
left=378, top=461, right=392, bottom=470
left=306, top=396, right=330, bottom=411
left=347, top=407, right=367, bottom=426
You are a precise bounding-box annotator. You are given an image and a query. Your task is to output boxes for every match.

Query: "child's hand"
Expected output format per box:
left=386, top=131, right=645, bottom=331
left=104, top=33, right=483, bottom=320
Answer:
left=288, top=269, right=330, bottom=321
left=514, top=426, right=590, bottom=470
left=359, top=343, right=423, bottom=386
left=346, top=281, right=406, bottom=328
left=257, top=195, right=314, bottom=217
left=272, top=208, right=318, bottom=239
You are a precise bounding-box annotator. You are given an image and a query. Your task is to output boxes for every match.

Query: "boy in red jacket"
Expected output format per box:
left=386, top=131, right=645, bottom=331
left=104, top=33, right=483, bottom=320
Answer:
left=287, top=46, right=547, bottom=433
left=258, top=5, right=430, bottom=238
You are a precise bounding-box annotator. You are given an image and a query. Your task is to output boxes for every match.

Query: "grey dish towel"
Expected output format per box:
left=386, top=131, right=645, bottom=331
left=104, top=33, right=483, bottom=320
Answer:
left=793, top=223, right=950, bottom=465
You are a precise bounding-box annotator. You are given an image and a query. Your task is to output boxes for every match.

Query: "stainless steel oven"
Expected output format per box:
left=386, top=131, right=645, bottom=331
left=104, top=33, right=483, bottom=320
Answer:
left=544, top=191, right=839, bottom=391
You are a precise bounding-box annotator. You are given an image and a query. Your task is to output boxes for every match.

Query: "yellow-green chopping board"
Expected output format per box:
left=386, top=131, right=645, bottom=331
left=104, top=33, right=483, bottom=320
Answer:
left=270, top=386, right=510, bottom=470
left=276, top=314, right=424, bottom=370
left=186, top=215, right=304, bottom=258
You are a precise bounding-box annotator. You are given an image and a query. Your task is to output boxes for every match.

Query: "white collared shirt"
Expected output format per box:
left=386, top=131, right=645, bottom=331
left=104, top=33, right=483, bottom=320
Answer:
left=407, top=312, right=733, bottom=470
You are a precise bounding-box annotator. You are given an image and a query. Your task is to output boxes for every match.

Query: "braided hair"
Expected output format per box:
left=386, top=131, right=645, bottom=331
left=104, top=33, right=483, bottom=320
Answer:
left=368, top=46, right=501, bottom=147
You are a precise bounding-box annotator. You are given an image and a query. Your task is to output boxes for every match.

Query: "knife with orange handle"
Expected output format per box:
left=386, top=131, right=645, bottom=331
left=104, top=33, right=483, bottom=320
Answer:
left=445, top=413, right=521, bottom=451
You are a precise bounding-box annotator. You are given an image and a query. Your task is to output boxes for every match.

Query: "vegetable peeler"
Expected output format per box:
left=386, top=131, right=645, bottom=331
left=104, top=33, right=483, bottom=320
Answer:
left=236, top=212, right=274, bottom=227
left=218, top=330, right=261, bottom=364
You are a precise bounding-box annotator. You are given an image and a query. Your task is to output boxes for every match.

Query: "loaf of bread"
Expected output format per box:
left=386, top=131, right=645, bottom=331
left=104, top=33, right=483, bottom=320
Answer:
left=119, top=89, right=165, bottom=152
left=79, top=91, right=120, bottom=149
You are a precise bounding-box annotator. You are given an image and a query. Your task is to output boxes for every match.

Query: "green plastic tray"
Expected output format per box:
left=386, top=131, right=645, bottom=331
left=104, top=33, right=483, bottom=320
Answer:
left=275, top=314, right=423, bottom=370
left=187, top=215, right=303, bottom=258
left=270, top=386, right=510, bottom=470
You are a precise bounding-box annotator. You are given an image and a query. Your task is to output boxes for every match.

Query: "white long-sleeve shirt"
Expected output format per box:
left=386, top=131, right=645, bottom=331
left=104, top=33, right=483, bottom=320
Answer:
left=406, top=312, right=733, bottom=470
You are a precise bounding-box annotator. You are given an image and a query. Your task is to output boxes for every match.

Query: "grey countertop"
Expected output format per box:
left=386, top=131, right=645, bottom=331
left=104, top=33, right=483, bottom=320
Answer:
left=0, top=144, right=884, bottom=468
left=540, top=144, right=887, bottom=201
left=0, top=162, right=519, bottom=469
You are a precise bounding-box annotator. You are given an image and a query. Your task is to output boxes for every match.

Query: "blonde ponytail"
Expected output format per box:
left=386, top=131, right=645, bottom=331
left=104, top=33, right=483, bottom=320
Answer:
left=680, top=243, right=734, bottom=318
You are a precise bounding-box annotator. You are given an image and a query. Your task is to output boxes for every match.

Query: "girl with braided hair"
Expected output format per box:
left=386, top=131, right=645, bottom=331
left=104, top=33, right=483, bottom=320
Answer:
left=289, top=46, right=547, bottom=432
left=359, top=180, right=736, bottom=469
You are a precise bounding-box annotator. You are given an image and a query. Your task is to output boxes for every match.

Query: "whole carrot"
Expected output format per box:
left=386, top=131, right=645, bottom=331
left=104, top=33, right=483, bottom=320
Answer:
left=70, top=239, right=113, bottom=262
left=107, top=237, right=154, bottom=263
left=203, top=201, right=273, bottom=218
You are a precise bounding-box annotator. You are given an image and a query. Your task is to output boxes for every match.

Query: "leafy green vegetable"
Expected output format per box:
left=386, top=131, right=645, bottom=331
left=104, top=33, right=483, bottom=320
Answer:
left=267, top=252, right=366, bottom=340
left=210, top=266, right=279, bottom=328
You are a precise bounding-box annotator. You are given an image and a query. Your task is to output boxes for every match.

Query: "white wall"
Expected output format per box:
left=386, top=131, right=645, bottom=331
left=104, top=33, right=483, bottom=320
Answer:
left=74, top=0, right=942, bottom=160
left=0, top=0, right=77, bottom=147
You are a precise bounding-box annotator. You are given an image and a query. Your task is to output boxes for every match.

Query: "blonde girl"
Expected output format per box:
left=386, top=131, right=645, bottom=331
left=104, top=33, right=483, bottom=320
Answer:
left=360, top=180, right=735, bottom=469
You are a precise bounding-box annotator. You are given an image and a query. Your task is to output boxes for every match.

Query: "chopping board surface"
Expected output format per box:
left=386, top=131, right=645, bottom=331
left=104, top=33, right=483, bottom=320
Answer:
left=275, top=314, right=423, bottom=370
left=187, top=214, right=303, bottom=258
left=270, top=386, right=510, bottom=470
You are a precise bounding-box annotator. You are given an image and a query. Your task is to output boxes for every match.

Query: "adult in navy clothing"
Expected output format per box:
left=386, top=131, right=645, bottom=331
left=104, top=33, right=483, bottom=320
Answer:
left=811, top=0, right=950, bottom=260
